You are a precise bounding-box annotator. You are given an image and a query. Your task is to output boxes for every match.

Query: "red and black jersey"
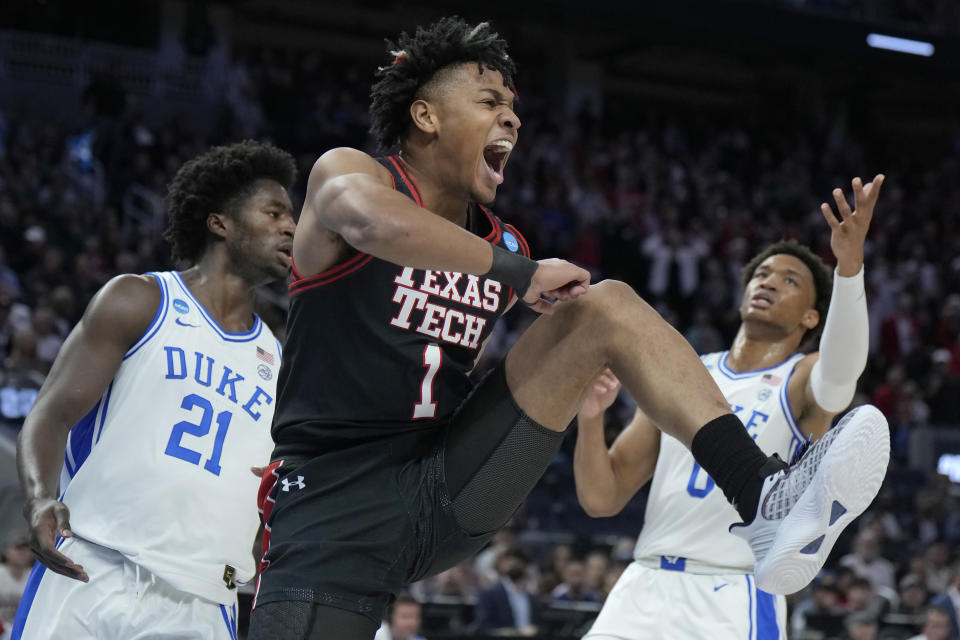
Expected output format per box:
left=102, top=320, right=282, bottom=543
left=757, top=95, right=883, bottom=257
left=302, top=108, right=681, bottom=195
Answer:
left=272, top=154, right=531, bottom=456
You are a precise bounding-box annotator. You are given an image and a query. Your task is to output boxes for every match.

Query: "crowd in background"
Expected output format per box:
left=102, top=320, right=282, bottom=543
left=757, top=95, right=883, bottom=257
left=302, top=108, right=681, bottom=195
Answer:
left=1, top=39, right=959, bottom=639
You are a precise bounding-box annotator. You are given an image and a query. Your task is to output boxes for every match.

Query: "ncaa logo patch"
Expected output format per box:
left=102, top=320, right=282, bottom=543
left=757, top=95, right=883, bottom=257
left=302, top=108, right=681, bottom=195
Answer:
left=257, top=364, right=272, bottom=381
left=173, top=299, right=190, bottom=314
left=502, top=231, right=519, bottom=253
left=758, top=388, right=772, bottom=401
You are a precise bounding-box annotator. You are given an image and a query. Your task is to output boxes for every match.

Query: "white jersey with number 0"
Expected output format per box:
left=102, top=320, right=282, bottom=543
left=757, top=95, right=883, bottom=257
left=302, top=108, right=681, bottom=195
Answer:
left=59, top=271, right=279, bottom=604
left=633, top=351, right=807, bottom=573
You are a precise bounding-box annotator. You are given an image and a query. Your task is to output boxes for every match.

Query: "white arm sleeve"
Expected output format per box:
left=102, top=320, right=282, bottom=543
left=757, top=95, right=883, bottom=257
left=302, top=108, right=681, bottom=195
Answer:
left=810, top=266, right=869, bottom=412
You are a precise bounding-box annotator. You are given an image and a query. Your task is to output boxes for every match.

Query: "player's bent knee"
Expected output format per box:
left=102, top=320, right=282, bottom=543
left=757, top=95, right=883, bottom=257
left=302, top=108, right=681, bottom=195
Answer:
left=559, top=279, right=647, bottom=334
left=589, top=278, right=639, bottom=305
left=575, top=279, right=641, bottom=315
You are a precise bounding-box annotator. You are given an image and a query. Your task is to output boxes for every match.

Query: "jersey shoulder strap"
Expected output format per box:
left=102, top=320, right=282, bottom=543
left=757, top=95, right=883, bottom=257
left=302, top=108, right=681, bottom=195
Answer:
left=376, top=154, right=424, bottom=206
left=375, top=155, right=531, bottom=259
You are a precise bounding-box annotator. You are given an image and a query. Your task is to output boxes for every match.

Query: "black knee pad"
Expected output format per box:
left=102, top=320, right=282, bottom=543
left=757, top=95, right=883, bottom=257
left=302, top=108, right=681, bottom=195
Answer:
left=248, top=600, right=317, bottom=640
left=248, top=601, right=379, bottom=640
left=450, top=411, right=564, bottom=534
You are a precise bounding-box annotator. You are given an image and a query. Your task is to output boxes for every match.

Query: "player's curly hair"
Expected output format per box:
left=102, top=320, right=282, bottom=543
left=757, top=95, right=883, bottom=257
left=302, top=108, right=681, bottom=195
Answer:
left=163, top=140, right=296, bottom=263
left=369, top=16, right=517, bottom=151
left=741, top=239, right=833, bottom=349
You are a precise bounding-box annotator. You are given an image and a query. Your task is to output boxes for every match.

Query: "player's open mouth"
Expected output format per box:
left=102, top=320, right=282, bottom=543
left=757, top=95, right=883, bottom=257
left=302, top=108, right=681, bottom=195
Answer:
left=277, top=246, right=292, bottom=261
left=482, top=139, right=512, bottom=185
left=751, top=293, right=773, bottom=309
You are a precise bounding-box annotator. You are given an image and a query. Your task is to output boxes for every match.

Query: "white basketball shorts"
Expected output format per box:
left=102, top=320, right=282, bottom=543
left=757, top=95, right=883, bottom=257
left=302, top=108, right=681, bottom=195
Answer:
left=584, top=561, right=786, bottom=640
left=12, top=536, right=239, bottom=640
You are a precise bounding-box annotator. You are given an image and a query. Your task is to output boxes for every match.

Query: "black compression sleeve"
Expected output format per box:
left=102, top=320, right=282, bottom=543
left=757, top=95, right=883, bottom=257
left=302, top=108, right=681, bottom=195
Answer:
left=484, top=244, right=538, bottom=299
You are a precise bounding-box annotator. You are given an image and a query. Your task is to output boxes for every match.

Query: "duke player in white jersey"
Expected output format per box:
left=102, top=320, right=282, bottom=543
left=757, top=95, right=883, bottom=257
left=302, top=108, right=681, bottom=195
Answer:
left=12, top=141, right=297, bottom=639
left=575, top=175, right=890, bottom=639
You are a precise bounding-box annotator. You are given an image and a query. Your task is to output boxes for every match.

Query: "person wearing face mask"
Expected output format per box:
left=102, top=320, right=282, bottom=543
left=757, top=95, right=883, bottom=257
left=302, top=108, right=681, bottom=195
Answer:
left=474, top=546, right=540, bottom=636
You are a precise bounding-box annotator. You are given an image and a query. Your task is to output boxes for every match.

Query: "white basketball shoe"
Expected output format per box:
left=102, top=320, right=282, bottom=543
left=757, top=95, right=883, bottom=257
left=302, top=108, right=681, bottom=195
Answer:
left=731, top=404, right=890, bottom=594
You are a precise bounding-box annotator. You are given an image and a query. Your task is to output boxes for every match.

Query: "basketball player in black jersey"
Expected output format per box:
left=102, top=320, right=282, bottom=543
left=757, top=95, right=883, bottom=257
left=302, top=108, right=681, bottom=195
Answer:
left=247, top=17, right=889, bottom=639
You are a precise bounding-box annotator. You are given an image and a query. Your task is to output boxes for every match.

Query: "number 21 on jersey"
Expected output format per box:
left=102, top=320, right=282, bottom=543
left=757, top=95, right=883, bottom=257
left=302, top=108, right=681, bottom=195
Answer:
left=164, top=393, right=232, bottom=475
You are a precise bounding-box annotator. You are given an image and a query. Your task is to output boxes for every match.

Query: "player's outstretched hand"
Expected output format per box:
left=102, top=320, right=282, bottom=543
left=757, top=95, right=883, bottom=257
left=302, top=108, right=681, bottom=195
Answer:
left=523, top=259, right=591, bottom=314
left=820, top=174, right=884, bottom=276
left=24, top=497, right=89, bottom=582
left=579, top=369, right=621, bottom=421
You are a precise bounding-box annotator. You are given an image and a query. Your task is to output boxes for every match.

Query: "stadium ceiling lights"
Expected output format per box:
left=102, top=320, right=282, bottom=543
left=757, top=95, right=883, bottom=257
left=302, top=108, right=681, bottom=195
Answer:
left=866, top=33, right=934, bottom=57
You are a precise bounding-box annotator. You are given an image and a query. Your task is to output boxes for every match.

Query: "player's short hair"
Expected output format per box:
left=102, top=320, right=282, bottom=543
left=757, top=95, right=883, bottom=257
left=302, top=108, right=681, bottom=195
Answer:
left=741, top=239, right=833, bottom=348
left=163, top=140, right=296, bottom=263
left=369, top=16, right=517, bottom=151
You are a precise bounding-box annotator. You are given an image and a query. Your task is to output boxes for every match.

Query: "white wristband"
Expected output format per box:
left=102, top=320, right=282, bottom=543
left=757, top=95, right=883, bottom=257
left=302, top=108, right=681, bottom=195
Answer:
left=810, top=266, right=869, bottom=412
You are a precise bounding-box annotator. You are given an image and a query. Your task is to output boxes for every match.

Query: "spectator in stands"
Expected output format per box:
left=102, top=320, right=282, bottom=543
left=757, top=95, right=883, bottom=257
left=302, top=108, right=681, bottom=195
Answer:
left=924, top=542, right=953, bottom=594
left=841, top=529, right=897, bottom=592
left=0, top=296, right=13, bottom=359
left=896, top=573, right=931, bottom=620
left=0, top=248, right=20, bottom=300
left=909, top=490, right=946, bottom=548
left=550, top=558, right=598, bottom=603
left=374, top=594, right=427, bottom=640
left=31, top=306, right=64, bottom=371
left=881, top=293, right=921, bottom=364
left=475, top=547, right=540, bottom=636
left=927, top=349, right=960, bottom=425
left=683, top=307, right=725, bottom=355
left=872, top=365, right=906, bottom=421
left=0, top=327, right=44, bottom=430
left=538, top=542, right=573, bottom=596
left=474, top=526, right=517, bottom=589
left=791, top=573, right=846, bottom=639
left=844, top=612, right=879, bottom=640
left=409, top=561, right=480, bottom=602
left=906, top=606, right=954, bottom=640
left=845, top=577, right=890, bottom=622
left=584, top=550, right=610, bottom=601
left=929, top=564, right=960, bottom=638
left=0, top=533, right=31, bottom=633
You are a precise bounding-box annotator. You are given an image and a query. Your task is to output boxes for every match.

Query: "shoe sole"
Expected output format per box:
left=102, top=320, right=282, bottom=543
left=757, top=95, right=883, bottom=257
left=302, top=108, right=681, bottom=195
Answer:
left=754, top=405, right=890, bottom=594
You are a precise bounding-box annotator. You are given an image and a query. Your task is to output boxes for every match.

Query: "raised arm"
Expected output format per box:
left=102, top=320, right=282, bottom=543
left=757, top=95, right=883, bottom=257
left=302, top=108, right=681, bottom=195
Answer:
left=293, top=147, right=590, bottom=314
left=574, top=371, right=661, bottom=517
left=789, top=175, right=884, bottom=438
left=17, top=274, right=159, bottom=581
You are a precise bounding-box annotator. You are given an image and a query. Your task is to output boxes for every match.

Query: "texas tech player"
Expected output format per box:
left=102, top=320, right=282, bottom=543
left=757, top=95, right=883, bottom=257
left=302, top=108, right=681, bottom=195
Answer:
left=248, top=18, right=890, bottom=640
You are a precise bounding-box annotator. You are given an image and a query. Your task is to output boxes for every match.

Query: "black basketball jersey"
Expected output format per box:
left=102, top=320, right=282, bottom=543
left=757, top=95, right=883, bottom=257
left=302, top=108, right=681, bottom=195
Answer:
left=272, top=154, right=531, bottom=456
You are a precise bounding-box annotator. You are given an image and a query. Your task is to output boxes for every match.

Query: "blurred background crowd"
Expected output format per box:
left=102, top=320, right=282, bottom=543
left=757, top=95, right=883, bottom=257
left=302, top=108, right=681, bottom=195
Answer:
left=1, top=0, right=959, bottom=638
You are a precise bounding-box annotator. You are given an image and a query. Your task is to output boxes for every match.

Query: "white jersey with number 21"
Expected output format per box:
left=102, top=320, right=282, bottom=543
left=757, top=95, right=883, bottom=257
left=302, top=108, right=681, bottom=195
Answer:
left=59, top=271, right=279, bottom=604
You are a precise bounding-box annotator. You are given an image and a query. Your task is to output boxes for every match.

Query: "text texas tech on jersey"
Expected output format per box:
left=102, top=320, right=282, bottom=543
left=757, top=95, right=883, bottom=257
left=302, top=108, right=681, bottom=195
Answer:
left=272, top=155, right=530, bottom=456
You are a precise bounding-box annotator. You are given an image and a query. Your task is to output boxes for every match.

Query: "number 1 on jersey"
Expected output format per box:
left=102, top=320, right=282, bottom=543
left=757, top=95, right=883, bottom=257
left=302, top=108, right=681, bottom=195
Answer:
left=413, top=344, right=442, bottom=419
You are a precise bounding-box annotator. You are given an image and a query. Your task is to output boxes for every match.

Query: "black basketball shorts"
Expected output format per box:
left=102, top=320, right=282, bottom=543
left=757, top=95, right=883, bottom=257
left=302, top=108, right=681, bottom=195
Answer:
left=251, top=362, right=565, bottom=623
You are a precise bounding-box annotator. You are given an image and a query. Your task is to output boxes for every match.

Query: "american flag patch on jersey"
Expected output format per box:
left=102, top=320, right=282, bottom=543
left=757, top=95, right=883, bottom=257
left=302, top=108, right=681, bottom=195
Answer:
left=256, top=346, right=275, bottom=365
left=762, top=373, right=782, bottom=385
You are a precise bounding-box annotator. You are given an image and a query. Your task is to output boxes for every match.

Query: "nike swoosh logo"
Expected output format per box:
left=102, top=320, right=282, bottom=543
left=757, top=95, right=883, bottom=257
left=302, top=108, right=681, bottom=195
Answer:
left=713, top=584, right=728, bottom=592
left=175, top=318, right=200, bottom=328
